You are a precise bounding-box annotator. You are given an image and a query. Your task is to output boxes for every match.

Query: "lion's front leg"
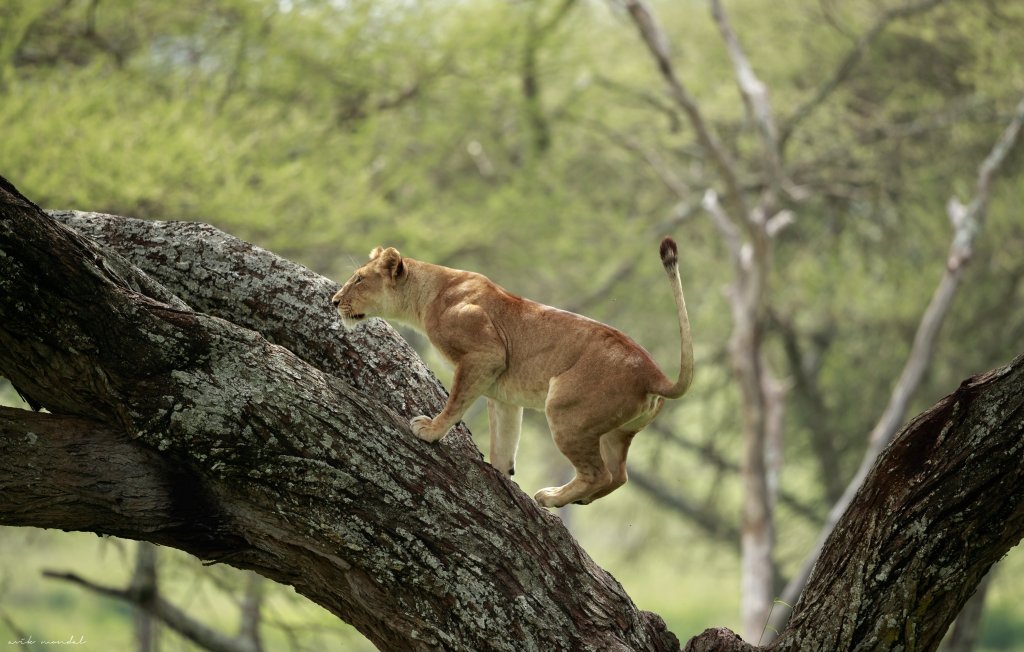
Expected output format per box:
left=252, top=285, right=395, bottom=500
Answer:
left=411, top=354, right=504, bottom=442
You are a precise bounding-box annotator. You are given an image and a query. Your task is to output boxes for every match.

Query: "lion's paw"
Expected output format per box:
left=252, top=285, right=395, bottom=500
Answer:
left=410, top=415, right=447, bottom=442
left=533, top=487, right=565, bottom=509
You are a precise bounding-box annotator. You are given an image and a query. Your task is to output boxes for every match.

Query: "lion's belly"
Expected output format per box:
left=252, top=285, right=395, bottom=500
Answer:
left=486, top=373, right=549, bottom=411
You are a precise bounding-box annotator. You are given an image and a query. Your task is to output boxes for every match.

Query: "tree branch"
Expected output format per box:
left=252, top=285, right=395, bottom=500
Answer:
left=772, top=352, right=1024, bottom=650
left=46, top=209, right=451, bottom=426
left=645, top=422, right=824, bottom=525
left=627, top=468, right=741, bottom=546
left=43, top=570, right=258, bottom=652
left=779, top=0, right=951, bottom=151
left=708, top=0, right=786, bottom=196
left=130, top=543, right=158, bottom=652
left=942, top=570, right=995, bottom=652
left=0, top=407, right=228, bottom=547
left=621, top=0, right=749, bottom=220
left=578, top=117, right=693, bottom=199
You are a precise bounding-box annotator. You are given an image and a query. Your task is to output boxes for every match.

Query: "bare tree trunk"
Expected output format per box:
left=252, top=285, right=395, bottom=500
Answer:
left=132, top=543, right=159, bottom=652
left=620, top=1, right=788, bottom=636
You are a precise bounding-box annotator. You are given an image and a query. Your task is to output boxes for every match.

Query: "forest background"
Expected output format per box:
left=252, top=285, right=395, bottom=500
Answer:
left=1, top=0, right=1023, bottom=650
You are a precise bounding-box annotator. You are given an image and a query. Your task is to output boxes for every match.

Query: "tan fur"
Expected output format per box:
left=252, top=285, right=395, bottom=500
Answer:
left=331, top=239, right=694, bottom=508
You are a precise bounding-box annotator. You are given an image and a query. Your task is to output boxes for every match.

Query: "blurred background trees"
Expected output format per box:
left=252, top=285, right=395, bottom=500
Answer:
left=1, top=0, right=1023, bottom=649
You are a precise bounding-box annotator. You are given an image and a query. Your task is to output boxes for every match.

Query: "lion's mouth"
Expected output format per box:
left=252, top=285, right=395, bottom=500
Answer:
left=338, top=310, right=367, bottom=331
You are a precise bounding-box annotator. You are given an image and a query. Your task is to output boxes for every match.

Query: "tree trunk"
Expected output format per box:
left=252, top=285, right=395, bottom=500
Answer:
left=0, top=181, right=678, bottom=652
left=131, top=543, right=159, bottom=652
left=2, top=177, right=1022, bottom=651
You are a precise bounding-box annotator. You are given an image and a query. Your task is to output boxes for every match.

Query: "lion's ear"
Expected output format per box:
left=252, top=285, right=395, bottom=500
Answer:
left=378, top=247, right=405, bottom=282
left=369, top=246, right=385, bottom=260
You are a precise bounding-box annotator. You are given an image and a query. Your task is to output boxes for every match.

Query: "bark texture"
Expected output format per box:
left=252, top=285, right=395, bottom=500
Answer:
left=0, top=183, right=678, bottom=652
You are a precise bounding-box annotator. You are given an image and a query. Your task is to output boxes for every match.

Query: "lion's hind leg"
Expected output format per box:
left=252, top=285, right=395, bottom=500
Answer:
left=533, top=426, right=611, bottom=508
left=576, top=428, right=637, bottom=504
left=582, top=396, right=663, bottom=503
left=534, top=377, right=625, bottom=508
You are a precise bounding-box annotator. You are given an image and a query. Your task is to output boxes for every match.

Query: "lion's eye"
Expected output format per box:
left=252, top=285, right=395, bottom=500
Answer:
left=354, top=275, right=363, bottom=285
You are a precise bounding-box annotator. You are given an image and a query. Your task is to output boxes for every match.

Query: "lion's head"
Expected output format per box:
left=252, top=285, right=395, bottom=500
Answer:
left=331, top=246, right=406, bottom=330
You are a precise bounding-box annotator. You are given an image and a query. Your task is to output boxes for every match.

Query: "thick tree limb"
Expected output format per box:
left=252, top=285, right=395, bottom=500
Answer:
left=681, top=352, right=1024, bottom=652
left=0, top=407, right=219, bottom=544
left=941, top=571, right=994, bottom=652
left=770, top=352, right=1024, bottom=651
left=45, top=209, right=448, bottom=425
left=1, top=183, right=679, bottom=652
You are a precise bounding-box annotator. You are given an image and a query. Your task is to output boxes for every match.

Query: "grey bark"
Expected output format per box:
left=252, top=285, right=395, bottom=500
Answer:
left=0, top=182, right=678, bottom=652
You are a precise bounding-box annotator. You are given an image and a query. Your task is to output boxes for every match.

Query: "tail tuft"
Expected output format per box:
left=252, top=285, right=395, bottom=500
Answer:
left=654, top=234, right=693, bottom=399
left=659, top=236, right=678, bottom=270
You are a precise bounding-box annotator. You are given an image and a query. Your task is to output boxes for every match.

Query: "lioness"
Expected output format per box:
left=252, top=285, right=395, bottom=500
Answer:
left=331, top=237, right=693, bottom=508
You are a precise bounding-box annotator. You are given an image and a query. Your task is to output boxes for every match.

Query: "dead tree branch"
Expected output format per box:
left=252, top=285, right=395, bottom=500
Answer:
left=622, top=0, right=749, bottom=220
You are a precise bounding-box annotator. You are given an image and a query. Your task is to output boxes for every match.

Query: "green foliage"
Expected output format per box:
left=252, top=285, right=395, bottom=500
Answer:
left=2, top=0, right=1024, bottom=647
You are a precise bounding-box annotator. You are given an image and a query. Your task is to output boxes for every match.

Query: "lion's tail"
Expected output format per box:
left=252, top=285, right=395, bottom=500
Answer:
left=654, top=236, right=694, bottom=399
